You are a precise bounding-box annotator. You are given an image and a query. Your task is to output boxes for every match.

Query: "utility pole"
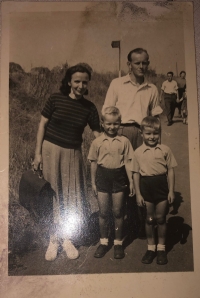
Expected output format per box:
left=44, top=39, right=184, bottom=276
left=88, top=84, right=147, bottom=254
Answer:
left=111, top=40, right=121, bottom=77
left=176, top=61, right=178, bottom=77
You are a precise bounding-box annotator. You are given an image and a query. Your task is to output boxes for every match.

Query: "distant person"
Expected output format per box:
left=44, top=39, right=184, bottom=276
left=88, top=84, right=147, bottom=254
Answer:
left=132, top=116, right=177, bottom=265
left=102, top=48, right=163, bottom=239
left=177, top=89, right=188, bottom=124
left=176, top=71, right=186, bottom=117
left=160, top=71, right=179, bottom=126
left=88, top=107, right=134, bottom=259
left=33, top=65, right=100, bottom=261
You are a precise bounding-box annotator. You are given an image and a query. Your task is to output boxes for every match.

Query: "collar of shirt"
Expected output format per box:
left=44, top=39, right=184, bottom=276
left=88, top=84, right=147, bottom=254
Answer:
left=122, top=74, right=150, bottom=89
left=141, top=143, right=162, bottom=153
left=100, top=132, right=122, bottom=143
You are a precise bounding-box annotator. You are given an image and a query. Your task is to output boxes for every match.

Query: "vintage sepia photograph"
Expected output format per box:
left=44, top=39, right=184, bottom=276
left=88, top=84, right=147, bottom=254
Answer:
left=1, top=0, right=200, bottom=297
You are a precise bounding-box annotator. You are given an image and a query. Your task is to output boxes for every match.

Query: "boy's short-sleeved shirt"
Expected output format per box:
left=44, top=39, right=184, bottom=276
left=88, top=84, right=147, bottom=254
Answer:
left=131, top=143, right=177, bottom=176
left=88, top=133, right=134, bottom=169
left=161, top=80, right=178, bottom=94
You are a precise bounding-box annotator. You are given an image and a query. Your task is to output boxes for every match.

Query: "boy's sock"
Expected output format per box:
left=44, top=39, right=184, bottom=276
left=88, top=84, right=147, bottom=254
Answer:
left=100, top=238, right=108, bottom=246
left=114, top=239, right=123, bottom=246
left=157, top=244, right=165, bottom=251
left=147, top=244, right=156, bottom=252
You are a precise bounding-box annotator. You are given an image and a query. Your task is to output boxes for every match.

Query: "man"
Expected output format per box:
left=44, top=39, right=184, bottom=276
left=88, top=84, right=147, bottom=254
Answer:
left=103, top=48, right=162, bottom=150
left=102, top=48, right=163, bottom=239
left=176, top=71, right=186, bottom=117
left=160, top=71, right=179, bottom=126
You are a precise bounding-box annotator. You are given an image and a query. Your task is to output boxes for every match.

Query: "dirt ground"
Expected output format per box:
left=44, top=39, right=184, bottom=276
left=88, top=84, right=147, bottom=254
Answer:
left=9, top=111, right=193, bottom=276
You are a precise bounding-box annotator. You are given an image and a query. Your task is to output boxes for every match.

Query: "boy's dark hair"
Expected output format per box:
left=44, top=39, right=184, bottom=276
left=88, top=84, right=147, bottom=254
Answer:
left=101, top=106, right=121, bottom=122
left=127, top=48, right=149, bottom=62
left=140, top=116, right=161, bottom=132
left=167, top=71, right=174, bottom=76
left=60, top=64, right=91, bottom=96
left=180, top=70, right=186, bottom=76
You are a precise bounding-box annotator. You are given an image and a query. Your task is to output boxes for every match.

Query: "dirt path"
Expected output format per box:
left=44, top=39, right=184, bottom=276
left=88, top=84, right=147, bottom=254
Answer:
left=9, top=111, right=193, bottom=275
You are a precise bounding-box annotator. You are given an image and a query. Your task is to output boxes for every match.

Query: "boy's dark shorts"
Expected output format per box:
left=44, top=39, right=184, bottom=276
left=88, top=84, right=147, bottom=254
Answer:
left=140, top=174, right=168, bottom=203
left=96, top=165, right=128, bottom=193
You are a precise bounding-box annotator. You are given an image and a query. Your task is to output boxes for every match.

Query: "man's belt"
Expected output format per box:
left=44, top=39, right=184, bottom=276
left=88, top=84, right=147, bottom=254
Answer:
left=120, top=122, right=140, bottom=129
left=164, top=92, right=176, bottom=95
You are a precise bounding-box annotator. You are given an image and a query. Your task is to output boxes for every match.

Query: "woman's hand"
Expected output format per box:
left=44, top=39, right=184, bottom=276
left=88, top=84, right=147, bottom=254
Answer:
left=92, top=184, right=98, bottom=197
left=136, top=194, right=145, bottom=207
left=33, top=154, right=43, bottom=171
left=33, top=115, right=49, bottom=171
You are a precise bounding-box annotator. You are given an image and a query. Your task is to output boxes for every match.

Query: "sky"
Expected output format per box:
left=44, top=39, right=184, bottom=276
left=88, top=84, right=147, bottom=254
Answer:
left=9, top=2, right=186, bottom=75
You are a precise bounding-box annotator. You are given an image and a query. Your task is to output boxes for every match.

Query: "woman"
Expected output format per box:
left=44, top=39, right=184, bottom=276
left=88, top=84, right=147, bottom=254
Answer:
left=176, top=71, right=186, bottom=117
left=33, top=64, right=100, bottom=261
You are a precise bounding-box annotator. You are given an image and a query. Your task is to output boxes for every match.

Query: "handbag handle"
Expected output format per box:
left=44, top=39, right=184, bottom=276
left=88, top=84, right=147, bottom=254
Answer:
left=31, top=164, right=44, bottom=179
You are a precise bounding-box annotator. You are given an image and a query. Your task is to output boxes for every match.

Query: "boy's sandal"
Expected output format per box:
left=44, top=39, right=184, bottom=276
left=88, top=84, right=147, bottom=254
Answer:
left=156, top=251, right=168, bottom=265
left=141, top=250, right=156, bottom=264
left=114, top=245, right=125, bottom=259
left=94, top=244, right=108, bottom=258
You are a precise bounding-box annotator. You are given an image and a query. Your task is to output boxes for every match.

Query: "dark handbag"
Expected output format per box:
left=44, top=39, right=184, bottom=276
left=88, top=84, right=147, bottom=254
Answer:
left=19, top=169, right=54, bottom=221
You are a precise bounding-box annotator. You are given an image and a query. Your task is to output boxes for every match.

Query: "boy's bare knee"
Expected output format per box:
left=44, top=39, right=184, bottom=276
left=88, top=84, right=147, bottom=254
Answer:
left=99, top=211, right=109, bottom=220
left=146, top=216, right=155, bottom=225
left=156, top=216, right=166, bottom=225
left=112, top=208, right=123, bottom=219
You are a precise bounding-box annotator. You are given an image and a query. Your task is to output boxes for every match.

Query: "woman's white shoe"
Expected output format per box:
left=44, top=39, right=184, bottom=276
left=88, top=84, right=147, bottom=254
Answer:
left=62, top=239, right=79, bottom=259
left=45, top=240, right=59, bottom=261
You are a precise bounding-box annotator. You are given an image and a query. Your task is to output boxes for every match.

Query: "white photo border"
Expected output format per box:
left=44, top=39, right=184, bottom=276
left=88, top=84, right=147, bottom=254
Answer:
left=0, top=1, right=200, bottom=297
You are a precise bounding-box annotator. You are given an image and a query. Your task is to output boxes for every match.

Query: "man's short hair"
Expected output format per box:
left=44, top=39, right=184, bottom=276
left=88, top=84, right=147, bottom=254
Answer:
left=101, top=106, right=121, bottom=122
left=180, top=70, right=186, bottom=76
left=167, top=71, right=174, bottom=76
left=127, top=48, right=149, bottom=62
left=140, top=116, right=161, bottom=132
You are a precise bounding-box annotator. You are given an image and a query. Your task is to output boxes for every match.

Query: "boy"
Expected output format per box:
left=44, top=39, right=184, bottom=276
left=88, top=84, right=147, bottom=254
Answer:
left=132, top=116, right=177, bottom=265
left=88, top=106, right=134, bottom=259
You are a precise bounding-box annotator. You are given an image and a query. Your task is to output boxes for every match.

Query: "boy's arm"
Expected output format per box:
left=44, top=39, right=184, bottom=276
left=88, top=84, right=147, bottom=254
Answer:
left=91, top=161, right=98, bottom=196
left=124, top=141, right=135, bottom=196
left=133, top=172, right=145, bottom=207
left=167, top=167, right=175, bottom=204
left=125, top=163, right=134, bottom=197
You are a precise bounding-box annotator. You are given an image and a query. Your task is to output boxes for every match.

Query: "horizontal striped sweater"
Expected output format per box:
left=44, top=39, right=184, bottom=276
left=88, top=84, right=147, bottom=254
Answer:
left=41, top=93, right=100, bottom=149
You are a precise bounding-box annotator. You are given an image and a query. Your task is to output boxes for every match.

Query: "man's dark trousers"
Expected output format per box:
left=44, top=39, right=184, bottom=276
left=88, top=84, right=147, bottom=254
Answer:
left=164, top=93, right=177, bottom=123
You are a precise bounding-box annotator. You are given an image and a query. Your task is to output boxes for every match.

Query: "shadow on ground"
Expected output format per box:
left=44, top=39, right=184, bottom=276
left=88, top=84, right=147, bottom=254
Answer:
left=166, top=216, right=192, bottom=252
left=169, top=191, right=184, bottom=215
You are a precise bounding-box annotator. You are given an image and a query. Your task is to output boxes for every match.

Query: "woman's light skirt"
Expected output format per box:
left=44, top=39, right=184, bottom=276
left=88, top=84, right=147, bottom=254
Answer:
left=42, top=140, right=91, bottom=242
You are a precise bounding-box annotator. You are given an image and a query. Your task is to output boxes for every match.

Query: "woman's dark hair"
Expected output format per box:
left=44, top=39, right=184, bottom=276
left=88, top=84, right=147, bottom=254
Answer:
left=180, top=70, right=186, bottom=76
left=60, top=64, right=91, bottom=96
